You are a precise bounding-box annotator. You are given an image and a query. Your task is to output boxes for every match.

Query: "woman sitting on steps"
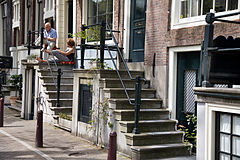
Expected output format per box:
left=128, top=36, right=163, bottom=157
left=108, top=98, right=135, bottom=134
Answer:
left=36, top=38, right=75, bottom=63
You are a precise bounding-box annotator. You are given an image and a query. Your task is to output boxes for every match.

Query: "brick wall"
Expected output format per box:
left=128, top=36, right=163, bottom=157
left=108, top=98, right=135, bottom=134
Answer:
left=144, top=0, right=240, bottom=67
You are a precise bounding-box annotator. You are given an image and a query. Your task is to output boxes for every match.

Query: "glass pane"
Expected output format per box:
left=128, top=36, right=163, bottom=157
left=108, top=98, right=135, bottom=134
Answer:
left=98, top=0, right=107, bottom=15
left=215, top=0, right=226, bottom=12
left=220, top=133, right=231, bottom=153
left=107, top=0, right=113, bottom=12
left=135, top=0, right=146, bottom=19
left=203, top=0, right=213, bottom=15
left=233, top=136, right=240, bottom=156
left=88, top=0, right=97, bottom=17
left=233, top=157, right=240, bottom=160
left=233, top=115, right=240, bottom=136
left=88, top=17, right=96, bottom=26
left=220, top=153, right=230, bottom=160
left=191, top=0, right=200, bottom=17
left=220, top=114, right=231, bottom=133
left=228, top=0, right=238, bottom=11
left=180, top=0, right=189, bottom=19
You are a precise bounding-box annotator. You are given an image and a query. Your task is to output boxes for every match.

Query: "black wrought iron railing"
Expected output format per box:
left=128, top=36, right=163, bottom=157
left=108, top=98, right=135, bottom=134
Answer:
left=77, top=21, right=145, bottom=134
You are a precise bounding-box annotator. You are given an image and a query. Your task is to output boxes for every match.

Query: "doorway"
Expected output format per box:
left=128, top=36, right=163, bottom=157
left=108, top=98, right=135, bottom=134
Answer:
left=129, top=0, right=146, bottom=62
left=176, top=52, right=200, bottom=123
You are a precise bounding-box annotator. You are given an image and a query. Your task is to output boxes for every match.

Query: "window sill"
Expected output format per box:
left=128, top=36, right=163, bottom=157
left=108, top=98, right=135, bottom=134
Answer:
left=171, top=10, right=240, bottom=30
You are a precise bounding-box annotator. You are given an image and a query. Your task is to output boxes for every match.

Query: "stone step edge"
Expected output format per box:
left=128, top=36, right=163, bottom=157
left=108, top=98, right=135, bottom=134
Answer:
left=120, top=119, right=177, bottom=125
left=50, top=106, right=72, bottom=110
left=45, top=91, right=73, bottom=94
left=125, top=131, right=184, bottom=138
left=114, top=109, right=169, bottom=112
left=131, top=143, right=192, bottom=152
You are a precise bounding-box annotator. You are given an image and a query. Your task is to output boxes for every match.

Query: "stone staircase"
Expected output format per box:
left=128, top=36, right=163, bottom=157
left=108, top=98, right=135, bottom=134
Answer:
left=101, top=70, right=191, bottom=159
left=37, top=64, right=73, bottom=128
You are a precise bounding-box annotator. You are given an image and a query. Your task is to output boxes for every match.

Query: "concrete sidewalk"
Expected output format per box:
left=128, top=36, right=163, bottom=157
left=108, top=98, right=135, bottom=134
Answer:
left=0, top=106, right=129, bottom=160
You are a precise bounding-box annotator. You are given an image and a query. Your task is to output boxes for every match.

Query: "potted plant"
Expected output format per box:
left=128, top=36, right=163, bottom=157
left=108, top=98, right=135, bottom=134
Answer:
left=8, top=74, right=22, bottom=106
left=70, top=25, right=102, bottom=69
left=27, top=54, right=38, bottom=63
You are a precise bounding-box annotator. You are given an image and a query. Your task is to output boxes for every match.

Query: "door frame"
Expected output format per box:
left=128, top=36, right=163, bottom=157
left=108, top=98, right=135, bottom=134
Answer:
left=168, top=45, right=201, bottom=119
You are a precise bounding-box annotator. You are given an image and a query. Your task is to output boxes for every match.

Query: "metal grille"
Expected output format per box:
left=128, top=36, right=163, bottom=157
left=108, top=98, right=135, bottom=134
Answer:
left=213, top=84, right=228, bottom=88
left=183, top=70, right=196, bottom=113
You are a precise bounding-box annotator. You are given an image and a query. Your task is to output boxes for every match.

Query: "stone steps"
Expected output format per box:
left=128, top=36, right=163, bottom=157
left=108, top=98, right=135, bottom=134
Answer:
left=119, top=120, right=177, bottom=133
left=104, top=88, right=156, bottom=99
left=114, top=109, right=170, bottom=121
left=40, top=76, right=73, bottom=84
left=99, top=78, right=150, bottom=89
left=131, top=143, right=191, bottom=160
left=125, top=131, right=184, bottom=146
left=49, top=106, right=72, bottom=115
left=98, top=70, right=144, bottom=79
left=42, top=83, right=73, bottom=91
left=37, top=69, right=74, bottom=77
left=45, top=91, right=73, bottom=99
left=47, top=98, right=73, bottom=107
left=109, top=98, right=162, bottom=109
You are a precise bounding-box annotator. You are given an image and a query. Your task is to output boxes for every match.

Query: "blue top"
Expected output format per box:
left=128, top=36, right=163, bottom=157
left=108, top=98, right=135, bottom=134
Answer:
left=44, top=28, right=57, bottom=42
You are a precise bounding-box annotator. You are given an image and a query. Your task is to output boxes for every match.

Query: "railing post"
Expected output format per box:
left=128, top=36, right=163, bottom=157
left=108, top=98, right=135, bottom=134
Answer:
left=19, top=74, right=22, bottom=100
left=27, top=30, right=31, bottom=55
left=35, top=110, right=43, bottom=147
left=40, top=27, right=44, bottom=59
left=202, top=12, right=214, bottom=87
left=56, top=68, right=61, bottom=107
left=0, top=98, right=4, bottom=127
left=132, top=76, right=142, bottom=134
left=80, top=25, right=86, bottom=69
left=100, top=21, right=106, bottom=69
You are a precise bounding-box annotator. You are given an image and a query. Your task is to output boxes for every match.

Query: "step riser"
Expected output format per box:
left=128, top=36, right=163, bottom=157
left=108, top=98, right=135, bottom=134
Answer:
left=40, top=71, right=73, bottom=77
left=48, top=100, right=73, bottom=107
left=109, top=101, right=162, bottom=110
left=126, top=134, right=183, bottom=146
left=41, top=78, right=73, bottom=84
left=131, top=146, right=191, bottom=160
left=99, top=73, right=144, bottom=79
left=105, top=91, right=155, bottom=99
left=43, top=85, right=73, bottom=91
left=120, top=122, right=176, bottom=133
left=115, top=112, right=169, bottom=121
left=102, top=81, right=149, bottom=89
left=46, top=93, right=73, bottom=99
left=39, top=64, right=74, bottom=70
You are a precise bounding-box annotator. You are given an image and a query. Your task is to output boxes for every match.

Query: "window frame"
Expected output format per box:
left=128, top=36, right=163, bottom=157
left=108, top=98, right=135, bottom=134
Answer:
left=12, top=0, right=20, bottom=28
left=171, top=0, right=240, bottom=29
left=215, top=112, right=240, bottom=160
left=44, top=0, right=54, bottom=20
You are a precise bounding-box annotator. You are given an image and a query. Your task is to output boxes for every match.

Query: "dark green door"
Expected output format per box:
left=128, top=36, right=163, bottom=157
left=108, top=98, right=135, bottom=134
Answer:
left=129, top=0, right=146, bottom=62
left=176, top=52, right=200, bottom=123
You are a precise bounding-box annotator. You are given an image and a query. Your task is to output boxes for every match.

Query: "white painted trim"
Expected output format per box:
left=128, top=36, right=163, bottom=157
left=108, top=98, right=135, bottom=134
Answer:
left=171, top=0, right=240, bottom=30
left=168, top=45, right=201, bottom=119
left=123, top=0, right=131, bottom=59
left=0, top=6, right=3, bottom=56
left=205, top=103, right=240, bottom=160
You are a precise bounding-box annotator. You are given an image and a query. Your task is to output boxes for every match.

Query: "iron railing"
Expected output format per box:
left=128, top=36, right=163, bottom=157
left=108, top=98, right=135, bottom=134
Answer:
left=78, top=21, right=145, bottom=134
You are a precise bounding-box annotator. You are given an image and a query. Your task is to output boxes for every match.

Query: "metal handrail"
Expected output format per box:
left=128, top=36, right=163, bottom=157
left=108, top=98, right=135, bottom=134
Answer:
left=106, top=23, right=133, bottom=80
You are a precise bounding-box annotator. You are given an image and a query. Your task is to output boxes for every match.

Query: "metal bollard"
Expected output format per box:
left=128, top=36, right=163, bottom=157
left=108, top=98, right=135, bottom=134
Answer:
left=35, top=110, right=43, bottom=147
left=0, top=98, right=4, bottom=127
left=107, top=132, right=117, bottom=160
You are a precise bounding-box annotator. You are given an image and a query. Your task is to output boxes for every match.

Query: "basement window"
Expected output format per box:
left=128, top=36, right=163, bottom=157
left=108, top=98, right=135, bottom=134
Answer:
left=78, top=84, right=92, bottom=123
left=215, top=112, right=240, bottom=160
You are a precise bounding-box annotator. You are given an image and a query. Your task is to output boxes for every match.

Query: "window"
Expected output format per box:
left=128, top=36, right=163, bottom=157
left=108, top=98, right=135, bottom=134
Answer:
left=87, top=0, right=113, bottom=26
left=78, top=84, right=92, bottom=123
left=2, top=3, right=7, bottom=18
left=44, top=0, right=54, bottom=19
left=216, top=112, right=240, bottom=160
left=13, top=2, right=20, bottom=22
left=180, top=0, right=238, bottom=19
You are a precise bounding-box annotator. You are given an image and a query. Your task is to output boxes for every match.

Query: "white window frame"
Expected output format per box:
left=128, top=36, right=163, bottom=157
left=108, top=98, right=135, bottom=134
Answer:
left=82, top=0, right=114, bottom=45
left=12, top=0, right=20, bottom=28
left=44, top=0, right=55, bottom=19
left=171, top=0, right=240, bottom=29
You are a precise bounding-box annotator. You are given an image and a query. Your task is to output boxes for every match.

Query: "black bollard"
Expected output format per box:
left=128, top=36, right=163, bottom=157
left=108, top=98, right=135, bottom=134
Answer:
left=107, top=132, right=117, bottom=160
left=0, top=98, right=3, bottom=127
left=35, top=110, right=43, bottom=147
